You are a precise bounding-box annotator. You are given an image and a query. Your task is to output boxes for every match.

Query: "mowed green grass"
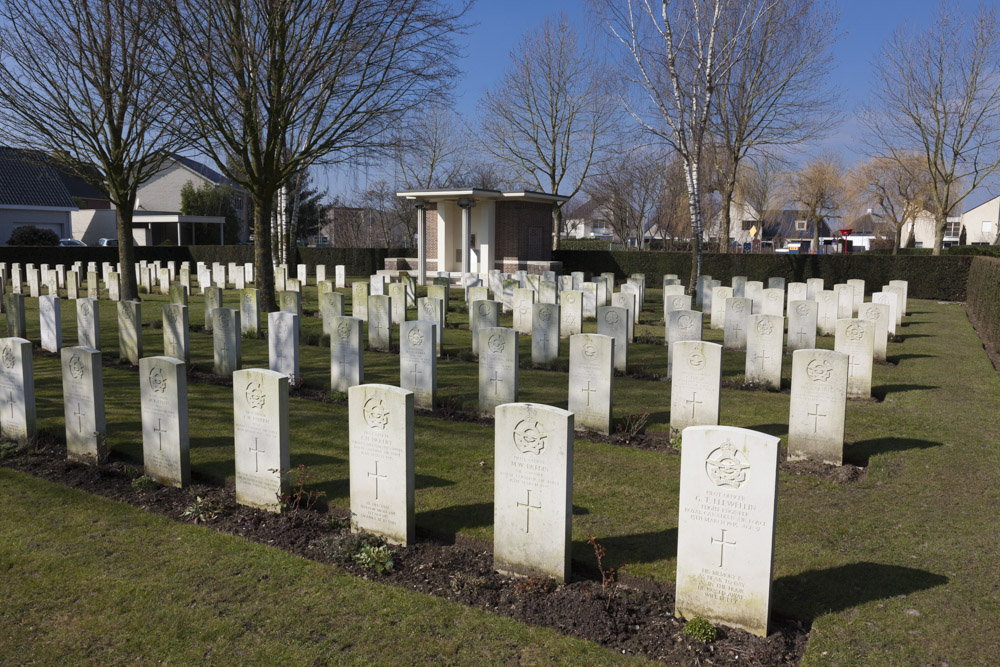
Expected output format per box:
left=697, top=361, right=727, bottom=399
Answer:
left=3, top=279, right=1000, bottom=664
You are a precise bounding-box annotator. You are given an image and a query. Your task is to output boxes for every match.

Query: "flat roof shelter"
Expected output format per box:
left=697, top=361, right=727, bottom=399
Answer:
left=132, top=212, right=226, bottom=246
left=395, top=188, right=569, bottom=284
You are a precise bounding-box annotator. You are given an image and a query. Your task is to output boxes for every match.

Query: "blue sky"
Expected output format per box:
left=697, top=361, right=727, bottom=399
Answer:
left=322, top=0, right=998, bottom=205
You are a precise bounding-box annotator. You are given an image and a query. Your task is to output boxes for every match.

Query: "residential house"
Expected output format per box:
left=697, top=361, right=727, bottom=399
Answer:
left=960, top=195, right=999, bottom=245
left=728, top=200, right=834, bottom=252
left=0, top=147, right=76, bottom=242
left=900, top=210, right=961, bottom=249
left=562, top=199, right=615, bottom=241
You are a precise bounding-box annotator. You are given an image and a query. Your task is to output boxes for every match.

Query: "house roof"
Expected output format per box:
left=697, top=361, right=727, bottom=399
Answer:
left=755, top=209, right=832, bottom=238
left=836, top=214, right=884, bottom=235
left=0, top=147, right=77, bottom=209
left=172, top=154, right=241, bottom=190
left=564, top=199, right=601, bottom=220
left=396, top=188, right=569, bottom=204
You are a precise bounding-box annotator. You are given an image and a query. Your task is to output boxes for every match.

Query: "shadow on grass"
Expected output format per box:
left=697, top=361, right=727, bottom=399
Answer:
left=575, top=528, right=678, bottom=568
left=293, top=452, right=345, bottom=468
left=311, top=477, right=349, bottom=502
left=773, top=562, right=948, bottom=623
left=893, top=333, right=933, bottom=341
left=844, top=437, right=942, bottom=466
left=743, top=423, right=788, bottom=438
left=415, top=473, right=455, bottom=490
left=872, top=384, right=939, bottom=400
left=418, top=502, right=493, bottom=541
left=886, top=353, right=935, bottom=364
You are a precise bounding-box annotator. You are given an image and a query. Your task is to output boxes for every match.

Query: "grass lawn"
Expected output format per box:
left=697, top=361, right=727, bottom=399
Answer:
left=3, top=279, right=1000, bottom=664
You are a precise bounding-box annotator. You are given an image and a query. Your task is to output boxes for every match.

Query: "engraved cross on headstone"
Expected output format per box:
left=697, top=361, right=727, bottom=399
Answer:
left=249, top=438, right=265, bottom=473
left=73, top=403, right=85, bottom=433
left=848, top=355, right=862, bottom=379
left=581, top=381, right=597, bottom=406
left=368, top=460, right=388, bottom=500
left=796, top=328, right=810, bottom=345
left=409, top=363, right=421, bottom=385
left=337, top=350, right=350, bottom=375
left=516, top=489, right=542, bottom=533
left=490, top=371, right=503, bottom=396
left=685, top=392, right=703, bottom=418
left=711, top=528, right=736, bottom=568
left=754, top=349, right=770, bottom=372
left=153, top=418, right=168, bottom=450
left=808, top=403, right=826, bottom=433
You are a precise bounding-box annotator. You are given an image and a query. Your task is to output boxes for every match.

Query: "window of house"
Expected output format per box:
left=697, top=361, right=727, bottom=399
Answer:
left=983, top=221, right=992, bottom=233
left=741, top=220, right=754, bottom=230
left=945, top=220, right=962, bottom=236
left=795, top=220, right=807, bottom=231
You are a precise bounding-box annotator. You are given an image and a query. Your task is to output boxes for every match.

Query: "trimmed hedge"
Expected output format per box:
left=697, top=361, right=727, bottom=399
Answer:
left=966, top=257, right=1000, bottom=358
left=553, top=250, right=973, bottom=301
left=298, top=247, right=408, bottom=277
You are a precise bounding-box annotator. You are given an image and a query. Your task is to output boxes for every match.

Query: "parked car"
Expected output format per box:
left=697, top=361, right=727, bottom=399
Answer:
left=59, top=238, right=86, bottom=247
left=97, top=238, right=118, bottom=247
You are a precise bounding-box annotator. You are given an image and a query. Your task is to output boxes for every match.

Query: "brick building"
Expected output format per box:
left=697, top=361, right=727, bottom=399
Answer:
left=393, top=188, right=567, bottom=284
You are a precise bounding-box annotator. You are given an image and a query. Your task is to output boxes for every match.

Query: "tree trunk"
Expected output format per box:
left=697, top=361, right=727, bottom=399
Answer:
left=932, top=214, right=945, bottom=256
left=720, top=176, right=735, bottom=254
left=552, top=203, right=562, bottom=251
left=254, top=192, right=277, bottom=312
left=683, top=159, right=703, bottom=294
left=115, top=204, right=139, bottom=302
left=811, top=216, right=820, bottom=254
left=893, top=224, right=901, bottom=256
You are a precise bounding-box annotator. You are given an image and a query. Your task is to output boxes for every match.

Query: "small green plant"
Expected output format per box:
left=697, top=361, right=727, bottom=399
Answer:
left=0, top=441, right=19, bottom=459
left=354, top=544, right=394, bottom=574
left=682, top=617, right=718, bottom=642
left=273, top=464, right=326, bottom=524
left=451, top=572, right=488, bottom=594
left=130, top=475, right=159, bottom=492
left=181, top=496, right=219, bottom=524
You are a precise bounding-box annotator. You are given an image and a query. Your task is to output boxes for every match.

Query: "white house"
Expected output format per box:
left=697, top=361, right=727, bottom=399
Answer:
left=136, top=155, right=248, bottom=237
left=960, top=195, right=999, bottom=245
left=900, top=211, right=961, bottom=249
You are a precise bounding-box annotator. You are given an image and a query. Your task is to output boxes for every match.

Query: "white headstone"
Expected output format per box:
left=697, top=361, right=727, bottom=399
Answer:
left=352, top=283, right=369, bottom=321
left=493, top=402, right=573, bottom=583
left=368, top=294, right=392, bottom=352
left=61, top=347, right=106, bottom=464
left=858, top=301, right=889, bottom=362
left=723, top=297, right=751, bottom=350
left=39, top=295, right=62, bottom=353
left=399, top=320, right=436, bottom=410
left=162, top=304, right=189, bottom=363
left=76, top=298, right=100, bottom=349
left=788, top=349, right=849, bottom=465
left=388, top=282, right=407, bottom=326
left=786, top=300, right=818, bottom=353
left=745, top=314, right=783, bottom=390
left=470, top=299, right=500, bottom=358
left=204, top=286, right=223, bottom=331
left=816, top=290, right=838, bottom=335
left=213, top=308, right=242, bottom=376
left=675, top=425, right=779, bottom=637
left=670, top=341, right=721, bottom=432
left=330, top=316, right=364, bottom=393
left=667, top=309, right=703, bottom=379
left=560, top=290, right=582, bottom=337
left=117, top=300, right=142, bottom=365
left=872, top=292, right=897, bottom=336
left=531, top=302, right=560, bottom=368
left=268, top=311, right=300, bottom=386
left=335, top=265, right=346, bottom=289
left=349, top=383, right=414, bottom=544
left=479, top=327, right=518, bottom=416
left=806, top=277, right=824, bottom=300
left=233, top=368, right=289, bottom=512
left=710, top=286, right=733, bottom=330
left=761, top=289, right=784, bottom=318
left=140, top=356, right=190, bottom=487
left=597, top=305, right=628, bottom=372
left=513, top=287, right=535, bottom=335
left=241, top=288, right=261, bottom=337
left=417, top=296, right=444, bottom=357
left=834, top=319, right=874, bottom=399
left=0, top=337, right=35, bottom=442
left=786, top=282, right=807, bottom=310
left=567, top=334, right=614, bottom=434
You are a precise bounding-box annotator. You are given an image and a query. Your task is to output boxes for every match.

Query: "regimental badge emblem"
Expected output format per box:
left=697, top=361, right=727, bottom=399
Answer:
left=756, top=318, right=774, bottom=336
left=363, top=397, right=389, bottom=430
left=673, top=297, right=686, bottom=310
left=795, top=302, right=811, bottom=316
left=488, top=334, right=505, bottom=354
left=688, top=351, right=705, bottom=368
left=731, top=300, right=746, bottom=314
left=513, top=419, right=547, bottom=455
left=244, top=291, right=253, bottom=306
left=148, top=366, right=167, bottom=393
left=218, top=309, right=230, bottom=330
left=582, top=341, right=598, bottom=359
left=537, top=307, right=551, bottom=322
left=337, top=321, right=351, bottom=340
left=407, top=327, right=425, bottom=348
left=864, top=306, right=881, bottom=321
left=806, top=358, right=833, bottom=383
left=604, top=310, right=620, bottom=326
left=1, top=346, right=14, bottom=369
left=245, top=381, right=266, bottom=409
left=121, top=302, right=133, bottom=320
left=767, top=291, right=780, bottom=301
left=478, top=303, right=491, bottom=317
left=80, top=303, right=91, bottom=326
left=423, top=301, right=434, bottom=317
left=276, top=317, right=290, bottom=336
left=846, top=322, right=865, bottom=341
left=68, top=354, right=85, bottom=380
left=705, top=441, right=751, bottom=489
left=678, top=314, right=694, bottom=331
left=566, top=293, right=576, bottom=304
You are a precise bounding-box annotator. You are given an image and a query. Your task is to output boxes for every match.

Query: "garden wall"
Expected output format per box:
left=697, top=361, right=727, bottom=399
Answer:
left=965, top=256, right=1000, bottom=362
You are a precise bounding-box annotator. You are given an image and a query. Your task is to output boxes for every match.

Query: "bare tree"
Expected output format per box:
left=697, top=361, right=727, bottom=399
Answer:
left=736, top=154, right=788, bottom=239
left=0, top=0, right=182, bottom=301
left=598, top=0, right=768, bottom=288
left=851, top=154, right=934, bottom=253
left=394, top=107, right=469, bottom=190
left=651, top=155, right=691, bottom=244
left=791, top=153, right=845, bottom=251
left=168, top=0, right=468, bottom=311
left=479, top=12, right=621, bottom=247
left=860, top=4, right=1000, bottom=255
left=712, top=0, right=839, bottom=249
left=586, top=149, right=663, bottom=246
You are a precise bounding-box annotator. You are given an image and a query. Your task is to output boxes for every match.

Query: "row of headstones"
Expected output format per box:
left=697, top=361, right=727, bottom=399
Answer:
left=0, top=340, right=779, bottom=638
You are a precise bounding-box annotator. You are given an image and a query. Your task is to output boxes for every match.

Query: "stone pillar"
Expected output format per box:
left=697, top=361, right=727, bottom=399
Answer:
left=458, top=198, right=475, bottom=276
left=414, top=200, right=427, bottom=287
